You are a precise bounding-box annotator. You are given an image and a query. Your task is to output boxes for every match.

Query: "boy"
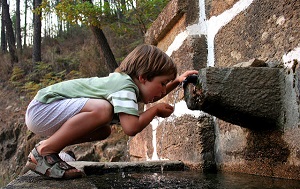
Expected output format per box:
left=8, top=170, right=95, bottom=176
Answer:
left=24, top=44, right=198, bottom=179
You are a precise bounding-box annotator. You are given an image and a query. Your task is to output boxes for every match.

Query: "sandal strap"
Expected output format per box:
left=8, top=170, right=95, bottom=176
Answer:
left=32, top=148, right=48, bottom=174
left=48, top=161, right=67, bottom=178
left=46, top=154, right=76, bottom=178
left=45, top=154, right=75, bottom=170
left=30, top=145, right=76, bottom=178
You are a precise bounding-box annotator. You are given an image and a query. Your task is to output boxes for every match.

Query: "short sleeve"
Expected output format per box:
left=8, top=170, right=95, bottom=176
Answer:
left=107, top=90, right=139, bottom=116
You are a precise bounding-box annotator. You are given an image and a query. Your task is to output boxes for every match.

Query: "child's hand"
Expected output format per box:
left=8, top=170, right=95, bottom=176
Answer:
left=177, top=70, right=198, bottom=83
left=166, top=70, right=199, bottom=96
left=155, top=103, right=174, bottom=118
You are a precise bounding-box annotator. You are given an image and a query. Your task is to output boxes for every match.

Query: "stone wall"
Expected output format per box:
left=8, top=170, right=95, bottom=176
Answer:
left=129, top=0, right=300, bottom=180
left=130, top=0, right=214, bottom=170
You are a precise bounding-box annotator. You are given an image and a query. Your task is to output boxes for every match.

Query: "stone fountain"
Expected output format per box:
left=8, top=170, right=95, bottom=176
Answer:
left=183, top=64, right=298, bottom=130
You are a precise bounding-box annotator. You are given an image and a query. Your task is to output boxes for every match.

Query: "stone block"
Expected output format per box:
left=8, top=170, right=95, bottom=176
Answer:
left=145, top=0, right=188, bottom=45
left=185, top=67, right=285, bottom=129
left=156, top=114, right=216, bottom=171
left=129, top=124, right=153, bottom=161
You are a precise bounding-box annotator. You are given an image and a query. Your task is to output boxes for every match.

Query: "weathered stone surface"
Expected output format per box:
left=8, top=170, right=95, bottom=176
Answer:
left=208, top=0, right=239, bottom=18
left=170, top=35, right=207, bottom=72
left=129, top=125, right=153, bottom=161
left=142, top=0, right=300, bottom=181
left=232, top=58, right=267, bottom=67
left=157, top=15, right=187, bottom=52
left=156, top=115, right=216, bottom=171
left=214, top=0, right=300, bottom=67
left=145, top=0, right=199, bottom=46
left=215, top=119, right=300, bottom=180
left=145, top=0, right=189, bottom=45
left=78, top=160, right=185, bottom=175
left=4, top=161, right=185, bottom=189
left=185, top=67, right=285, bottom=129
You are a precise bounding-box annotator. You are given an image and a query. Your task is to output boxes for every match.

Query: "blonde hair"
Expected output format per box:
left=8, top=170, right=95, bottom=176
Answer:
left=115, top=44, right=177, bottom=81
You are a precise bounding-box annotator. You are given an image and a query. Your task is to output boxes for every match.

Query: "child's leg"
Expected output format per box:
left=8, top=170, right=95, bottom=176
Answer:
left=27, top=99, right=113, bottom=178
left=34, top=98, right=113, bottom=156
left=71, top=124, right=112, bottom=144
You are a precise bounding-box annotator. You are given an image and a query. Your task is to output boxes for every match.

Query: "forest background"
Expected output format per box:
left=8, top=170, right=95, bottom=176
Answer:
left=0, top=0, right=168, bottom=187
left=1, top=0, right=169, bottom=93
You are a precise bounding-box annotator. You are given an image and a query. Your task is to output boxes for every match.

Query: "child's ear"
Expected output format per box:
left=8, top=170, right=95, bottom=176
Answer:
left=138, top=75, right=147, bottom=84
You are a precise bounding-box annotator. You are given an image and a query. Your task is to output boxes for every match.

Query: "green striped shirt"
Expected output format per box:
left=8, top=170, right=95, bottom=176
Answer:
left=34, top=72, right=140, bottom=116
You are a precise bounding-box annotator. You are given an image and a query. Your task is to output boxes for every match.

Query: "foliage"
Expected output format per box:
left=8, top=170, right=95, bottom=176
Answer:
left=7, top=59, right=84, bottom=98
left=123, top=0, right=169, bottom=34
left=9, top=67, right=25, bottom=89
left=9, top=67, right=25, bottom=81
left=55, top=0, right=108, bottom=27
left=39, top=0, right=169, bottom=35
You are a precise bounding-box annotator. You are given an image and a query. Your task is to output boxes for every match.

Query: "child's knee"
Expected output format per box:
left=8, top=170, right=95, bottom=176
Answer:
left=100, top=101, right=114, bottom=124
left=84, top=99, right=114, bottom=124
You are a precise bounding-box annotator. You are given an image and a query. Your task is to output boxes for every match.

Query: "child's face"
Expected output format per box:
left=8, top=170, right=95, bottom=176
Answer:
left=139, top=74, right=174, bottom=104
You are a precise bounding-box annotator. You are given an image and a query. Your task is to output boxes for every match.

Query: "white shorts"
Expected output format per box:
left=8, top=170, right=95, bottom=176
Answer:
left=25, top=98, right=89, bottom=136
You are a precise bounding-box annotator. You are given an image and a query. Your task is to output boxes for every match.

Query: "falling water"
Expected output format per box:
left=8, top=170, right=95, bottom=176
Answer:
left=170, top=84, right=182, bottom=127
left=150, top=84, right=203, bottom=161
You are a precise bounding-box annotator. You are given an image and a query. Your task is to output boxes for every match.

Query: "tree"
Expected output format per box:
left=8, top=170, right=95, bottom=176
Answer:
left=87, top=0, right=118, bottom=72
left=90, top=26, right=118, bottom=72
left=2, top=0, right=18, bottom=63
left=23, top=0, right=29, bottom=48
left=16, top=0, right=22, bottom=53
left=1, top=5, right=7, bottom=53
left=33, top=0, right=42, bottom=62
left=56, top=0, right=119, bottom=72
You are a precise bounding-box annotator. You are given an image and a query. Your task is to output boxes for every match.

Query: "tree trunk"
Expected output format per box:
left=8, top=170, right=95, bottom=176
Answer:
left=84, top=0, right=118, bottom=73
left=23, top=0, right=28, bottom=48
left=32, top=0, right=42, bottom=62
left=1, top=5, right=7, bottom=53
left=16, top=0, right=22, bottom=53
left=2, top=0, right=18, bottom=63
left=90, top=26, right=118, bottom=73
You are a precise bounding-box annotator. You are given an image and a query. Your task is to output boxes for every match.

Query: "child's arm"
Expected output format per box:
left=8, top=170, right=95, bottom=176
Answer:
left=119, top=103, right=173, bottom=136
left=166, top=70, right=198, bottom=94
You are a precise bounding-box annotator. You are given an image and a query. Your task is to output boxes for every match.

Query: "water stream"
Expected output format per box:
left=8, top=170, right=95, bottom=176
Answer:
left=148, top=84, right=204, bottom=161
left=149, top=85, right=183, bottom=160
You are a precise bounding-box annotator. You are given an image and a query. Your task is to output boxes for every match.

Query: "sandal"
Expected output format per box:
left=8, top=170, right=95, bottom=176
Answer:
left=23, top=144, right=85, bottom=179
